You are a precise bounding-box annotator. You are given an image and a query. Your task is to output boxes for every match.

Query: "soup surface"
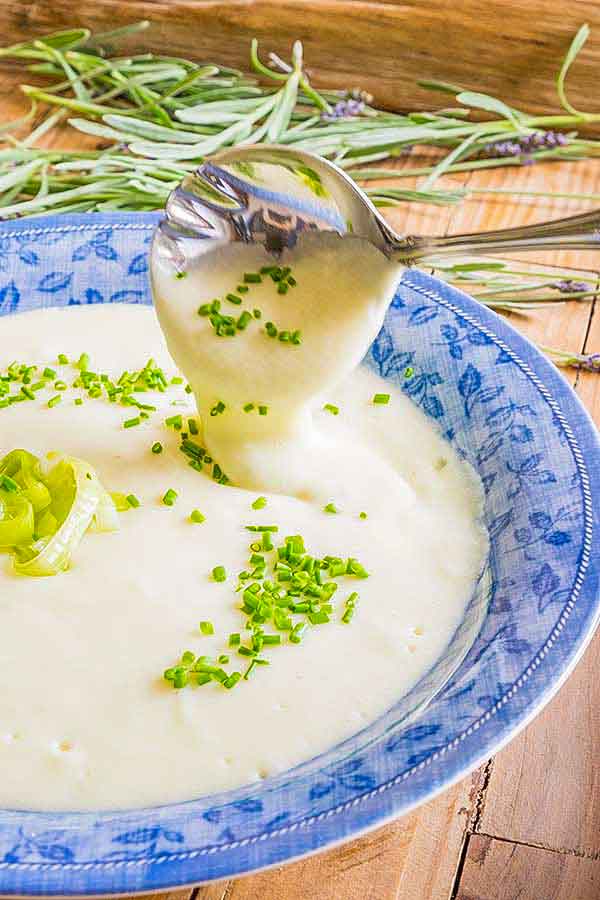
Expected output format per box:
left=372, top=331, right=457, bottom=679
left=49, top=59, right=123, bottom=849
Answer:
left=0, top=237, right=486, bottom=810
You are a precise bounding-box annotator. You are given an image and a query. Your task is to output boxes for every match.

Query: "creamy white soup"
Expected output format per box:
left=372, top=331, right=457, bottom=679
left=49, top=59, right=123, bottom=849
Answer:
left=0, top=235, right=487, bottom=810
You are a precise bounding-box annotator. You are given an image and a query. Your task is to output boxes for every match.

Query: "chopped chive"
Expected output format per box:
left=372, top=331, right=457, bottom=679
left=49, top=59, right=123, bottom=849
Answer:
left=324, top=502, right=338, bottom=514
left=43, top=367, right=56, bottom=379
left=190, top=509, right=205, bottom=524
left=162, top=488, right=178, bottom=506
left=252, top=496, right=267, bottom=510
left=20, top=386, right=35, bottom=400
left=244, top=272, right=262, bottom=283
left=229, top=632, right=241, bottom=647
left=151, top=441, right=163, bottom=454
left=277, top=281, right=289, bottom=295
left=126, top=493, right=140, bottom=508
left=171, top=376, right=184, bottom=385
left=57, top=353, right=69, bottom=365
left=199, top=620, right=214, bottom=636
left=359, top=511, right=368, bottom=520
left=175, top=271, right=187, bottom=280
left=278, top=330, right=291, bottom=342
left=265, top=321, right=277, bottom=338
left=54, top=380, right=67, bottom=390
left=245, top=525, right=278, bottom=532
left=76, top=353, right=90, bottom=372
left=258, top=405, right=268, bottom=416
left=323, top=403, right=339, bottom=415
left=404, top=366, right=414, bottom=379
left=236, top=310, right=253, bottom=331
left=291, top=330, right=302, bottom=345
left=212, top=565, right=227, bottom=582
left=74, top=398, right=83, bottom=406
left=223, top=671, right=242, bottom=689
left=210, top=400, right=226, bottom=416
left=253, top=308, right=262, bottom=319
left=188, top=418, right=199, bottom=435
left=47, top=394, right=61, bottom=408
left=342, top=607, right=355, bottom=624
left=165, top=414, right=183, bottom=429
left=237, top=284, right=249, bottom=294
left=123, top=416, right=141, bottom=428
left=373, top=393, right=390, bottom=405
left=226, top=293, right=242, bottom=305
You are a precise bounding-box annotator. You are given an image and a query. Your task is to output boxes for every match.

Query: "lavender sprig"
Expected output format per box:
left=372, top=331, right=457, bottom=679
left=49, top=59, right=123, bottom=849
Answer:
left=542, top=347, right=600, bottom=372
left=480, top=131, right=569, bottom=162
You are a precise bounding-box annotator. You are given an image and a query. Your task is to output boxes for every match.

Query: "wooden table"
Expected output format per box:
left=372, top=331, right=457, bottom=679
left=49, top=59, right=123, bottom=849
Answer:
left=0, top=47, right=599, bottom=900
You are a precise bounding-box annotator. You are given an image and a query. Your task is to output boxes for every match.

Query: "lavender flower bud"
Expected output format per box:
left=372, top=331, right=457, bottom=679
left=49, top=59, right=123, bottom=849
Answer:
left=480, top=131, right=569, bottom=161
left=551, top=279, right=591, bottom=294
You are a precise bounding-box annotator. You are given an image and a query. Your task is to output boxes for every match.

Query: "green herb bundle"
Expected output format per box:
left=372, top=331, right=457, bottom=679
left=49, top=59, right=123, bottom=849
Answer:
left=0, top=21, right=598, bottom=368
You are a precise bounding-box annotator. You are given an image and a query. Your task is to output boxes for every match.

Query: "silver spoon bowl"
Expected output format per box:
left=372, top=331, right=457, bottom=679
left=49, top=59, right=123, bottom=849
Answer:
left=152, top=144, right=600, bottom=272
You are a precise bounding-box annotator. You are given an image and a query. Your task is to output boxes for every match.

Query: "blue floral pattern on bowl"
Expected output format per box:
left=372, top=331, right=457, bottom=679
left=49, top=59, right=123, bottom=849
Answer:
left=0, top=213, right=598, bottom=896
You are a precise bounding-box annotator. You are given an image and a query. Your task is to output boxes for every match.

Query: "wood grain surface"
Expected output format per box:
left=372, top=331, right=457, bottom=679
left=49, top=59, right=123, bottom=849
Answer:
left=1, top=1, right=600, bottom=124
left=0, top=9, right=599, bottom=897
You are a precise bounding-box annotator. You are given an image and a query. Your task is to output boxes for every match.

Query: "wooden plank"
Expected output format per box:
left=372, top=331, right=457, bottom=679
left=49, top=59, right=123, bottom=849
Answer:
left=204, top=775, right=476, bottom=900
left=1, top=1, right=600, bottom=124
left=456, top=834, right=600, bottom=900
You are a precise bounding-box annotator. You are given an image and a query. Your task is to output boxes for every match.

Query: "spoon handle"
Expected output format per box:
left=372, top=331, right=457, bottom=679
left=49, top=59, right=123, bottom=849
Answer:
left=396, top=208, right=600, bottom=262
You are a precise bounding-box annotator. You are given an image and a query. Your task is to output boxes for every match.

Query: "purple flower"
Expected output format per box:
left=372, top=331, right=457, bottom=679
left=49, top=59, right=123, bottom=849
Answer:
left=321, top=88, right=372, bottom=121
left=551, top=279, right=591, bottom=294
left=321, top=98, right=366, bottom=121
left=481, top=131, right=569, bottom=162
left=576, top=353, right=600, bottom=372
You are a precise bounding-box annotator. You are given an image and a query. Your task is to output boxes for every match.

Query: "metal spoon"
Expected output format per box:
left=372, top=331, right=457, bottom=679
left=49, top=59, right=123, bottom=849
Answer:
left=152, top=144, right=600, bottom=270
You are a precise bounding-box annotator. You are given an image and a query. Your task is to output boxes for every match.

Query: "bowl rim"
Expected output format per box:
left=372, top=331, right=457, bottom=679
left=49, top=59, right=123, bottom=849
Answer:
left=0, top=212, right=598, bottom=896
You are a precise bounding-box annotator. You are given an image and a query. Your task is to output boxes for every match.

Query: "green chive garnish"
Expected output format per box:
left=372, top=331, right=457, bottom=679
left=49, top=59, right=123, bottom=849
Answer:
left=199, top=620, right=214, bottom=635
left=126, top=493, right=140, bottom=508
left=324, top=403, right=339, bottom=415
left=76, top=353, right=90, bottom=372
left=243, top=403, right=255, bottom=413
left=162, top=488, right=178, bottom=506
left=43, top=367, right=56, bottom=379
left=123, top=416, right=141, bottom=428
left=229, top=632, right=241, bottom=646
left=151, top=441, right=163, bottom=454
left=212, top=565, right=227, bottom=582
left=244, top=272, right=262, bottom=283
left=373, top=393, right=390, bottom=405
left=188, top=418, right=199, bottom=435
left=190, top=509, right=205, bottom=524
left=47, top=394, right=61, bottom=408
left=210, top=400, right=226, bottom=416
left=252, top=496, right=267, bottom=510
left=404, top=367, right=414, bottom=379
left=359, top=511, right=368, bottom=520
left=258, top=405, right=268, bottom=416
left=165, top=414, right=183, bottom=429
left=57, top=354, right=69, bottom=365
left=226, top=293, right=242, bottom=305
left=324, top=502, right=338, bottom=514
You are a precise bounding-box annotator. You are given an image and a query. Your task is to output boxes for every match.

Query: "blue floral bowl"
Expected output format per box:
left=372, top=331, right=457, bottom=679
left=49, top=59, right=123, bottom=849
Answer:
left=0, top=212, right=598, bottom=896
